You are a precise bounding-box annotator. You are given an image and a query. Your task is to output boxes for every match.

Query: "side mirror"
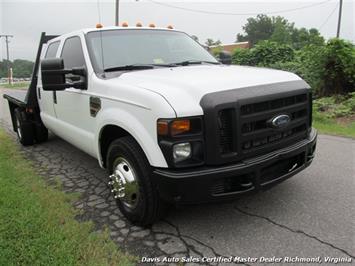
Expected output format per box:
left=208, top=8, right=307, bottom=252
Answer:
left=218, top=51, right=232, bottom=65
left=41, top=58, right=86, bottom=91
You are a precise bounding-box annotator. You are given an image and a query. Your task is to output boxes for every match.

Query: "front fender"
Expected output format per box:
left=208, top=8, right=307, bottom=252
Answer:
left=95, top=107, right=169, bottom=168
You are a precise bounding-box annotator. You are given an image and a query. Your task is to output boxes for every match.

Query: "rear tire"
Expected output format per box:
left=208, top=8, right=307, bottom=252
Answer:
left=14, top=108, right=34, bottom=146
left=106, top=136, right=168, bottom=226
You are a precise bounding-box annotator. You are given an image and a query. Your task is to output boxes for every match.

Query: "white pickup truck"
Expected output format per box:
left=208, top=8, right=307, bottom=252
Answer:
left=3, top=27, right=317, bottom=226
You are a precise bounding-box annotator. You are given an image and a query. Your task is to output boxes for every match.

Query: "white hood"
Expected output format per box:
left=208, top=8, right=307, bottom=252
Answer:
left=118, top=65, right=302, bottom=117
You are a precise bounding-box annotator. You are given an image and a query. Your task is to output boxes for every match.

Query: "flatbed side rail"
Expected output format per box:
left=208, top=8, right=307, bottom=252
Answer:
left=25, top=32, right=59, bottom=109
left=2, top=32, right=59, bottom=132
left=2, top=32, right=59, bottom=109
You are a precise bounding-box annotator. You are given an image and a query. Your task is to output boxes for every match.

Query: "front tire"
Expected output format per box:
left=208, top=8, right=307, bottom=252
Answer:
left=106, top=136, right=167, bottom=226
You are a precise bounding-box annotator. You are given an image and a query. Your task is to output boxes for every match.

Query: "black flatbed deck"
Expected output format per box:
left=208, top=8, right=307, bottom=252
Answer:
left=3, top=90, right=28, bottom=108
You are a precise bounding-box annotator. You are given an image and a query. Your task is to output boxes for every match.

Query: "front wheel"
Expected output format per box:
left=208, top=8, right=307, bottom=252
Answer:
left=106, top=136, right=168, bottom=226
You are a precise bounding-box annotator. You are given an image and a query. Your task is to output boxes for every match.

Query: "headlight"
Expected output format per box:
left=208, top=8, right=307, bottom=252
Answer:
left=157, top=116, right=204, bottom=167
left=173, top=142, right=191, bottom=163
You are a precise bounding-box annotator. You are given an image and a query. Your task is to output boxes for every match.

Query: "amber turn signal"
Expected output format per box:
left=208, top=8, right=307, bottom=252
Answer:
left=157, top=121, right=169, bottom=136
left=171, top=120, right=190, bottom=136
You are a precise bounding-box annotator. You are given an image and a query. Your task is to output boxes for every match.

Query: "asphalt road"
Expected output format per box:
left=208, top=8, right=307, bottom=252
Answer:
left=1, top=88, right=354, bottom=266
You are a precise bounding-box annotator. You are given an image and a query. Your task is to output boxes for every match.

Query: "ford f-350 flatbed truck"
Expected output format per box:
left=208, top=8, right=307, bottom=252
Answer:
left=3, top=28, right=317, bottom=226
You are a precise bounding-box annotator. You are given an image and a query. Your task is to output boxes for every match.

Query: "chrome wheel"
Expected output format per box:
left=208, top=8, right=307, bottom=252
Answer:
left=109, top=157, right=139, bottom=209
left=16, top=117, right=22, bottom=139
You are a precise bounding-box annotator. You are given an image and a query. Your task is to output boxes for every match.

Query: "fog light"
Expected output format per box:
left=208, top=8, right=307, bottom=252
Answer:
left=173, top=142, right=191, bottom=163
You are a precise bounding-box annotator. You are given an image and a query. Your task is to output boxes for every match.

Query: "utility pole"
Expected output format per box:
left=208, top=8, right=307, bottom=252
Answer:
left=115, top=0, right=139, bottom=26
left=0, top=34, right=14, bottom=84
left=336, top=0, right=343, bottom=38
left=115, top=0, right=120, bottom=26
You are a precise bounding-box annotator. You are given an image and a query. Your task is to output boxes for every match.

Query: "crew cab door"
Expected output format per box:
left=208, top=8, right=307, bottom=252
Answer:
left=38, top=41, right=60, bottom=118
left=52, top=36, right=96, bottom=156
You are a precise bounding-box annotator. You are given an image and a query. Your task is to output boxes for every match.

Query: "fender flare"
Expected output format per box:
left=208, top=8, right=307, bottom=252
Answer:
left=95, top=108, right=168, bottom=168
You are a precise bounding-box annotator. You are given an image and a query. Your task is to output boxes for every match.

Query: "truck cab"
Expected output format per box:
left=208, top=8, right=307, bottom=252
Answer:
left=3, top=27, right=317, bottom=226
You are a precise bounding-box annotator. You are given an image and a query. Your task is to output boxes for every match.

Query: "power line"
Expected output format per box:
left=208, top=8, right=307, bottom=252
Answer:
left=319, top=2, right=339, bottom=31
left=146, top=0, right=333, bottom=16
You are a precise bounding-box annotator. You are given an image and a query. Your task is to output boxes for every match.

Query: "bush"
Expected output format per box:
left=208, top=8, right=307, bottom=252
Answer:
left=313, top=92, right=355, bottom=118
left=232, top=48, right=256, bottom=65
left=269, top=45, right=326, bottom=93
left=319, top=39, right=355, bottom=96
left=232, top=41, right=294, bottom=66
left=232, top=38, right=355, bottom=97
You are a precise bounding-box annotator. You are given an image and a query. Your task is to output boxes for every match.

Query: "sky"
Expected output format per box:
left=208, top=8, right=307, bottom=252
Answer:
left=0, top=0, right=354, bottom=61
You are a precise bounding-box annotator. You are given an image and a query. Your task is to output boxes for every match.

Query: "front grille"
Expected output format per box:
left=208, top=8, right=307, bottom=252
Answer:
left=240, top=94, right=307, bottom=115
left=218, top=109, right=235, bottom=154
left=240, top=93, right=308, bottom=153
left=216, top=92, right=310, bottom=160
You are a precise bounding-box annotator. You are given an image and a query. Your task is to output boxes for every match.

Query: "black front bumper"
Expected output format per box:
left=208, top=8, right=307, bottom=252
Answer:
left=153, top=128, right=317, bottom=204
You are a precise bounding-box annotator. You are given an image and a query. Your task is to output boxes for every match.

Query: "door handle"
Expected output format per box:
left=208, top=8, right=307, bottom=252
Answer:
left=53, top=91, right=57, bottom=104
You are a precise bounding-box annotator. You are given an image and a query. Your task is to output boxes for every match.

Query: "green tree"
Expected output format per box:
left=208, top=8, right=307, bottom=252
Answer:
left=236, top=14, right=274, bottom=46
left=0, top=59, right=34, bottom=78
left=237, top=14, right=324, bottom=49
left=291, top=27, right=324, bottom=49
left=205, top=38, right=221, bottom=46
left=270, top=16, right=294, bottom=45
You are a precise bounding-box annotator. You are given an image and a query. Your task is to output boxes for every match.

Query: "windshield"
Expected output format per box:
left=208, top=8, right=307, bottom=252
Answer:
left=85, top=29, right=218, bottom=73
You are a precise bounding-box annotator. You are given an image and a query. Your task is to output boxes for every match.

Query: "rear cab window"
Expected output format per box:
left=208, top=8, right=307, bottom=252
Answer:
left=45, top=41, right=60, bottom=58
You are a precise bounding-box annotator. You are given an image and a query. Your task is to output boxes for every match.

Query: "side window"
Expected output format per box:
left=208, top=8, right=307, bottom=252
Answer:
left=45, top=41, right=60, bottom=58
left=61, top=36, right=86, bottom=69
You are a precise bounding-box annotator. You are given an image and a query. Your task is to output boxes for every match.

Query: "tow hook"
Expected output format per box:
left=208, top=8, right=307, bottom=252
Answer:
left=288, top=163, right=298, bottom=172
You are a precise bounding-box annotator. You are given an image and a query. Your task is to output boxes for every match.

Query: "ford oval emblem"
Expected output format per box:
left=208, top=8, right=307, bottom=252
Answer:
left=270, top=114, right=291, bottom=129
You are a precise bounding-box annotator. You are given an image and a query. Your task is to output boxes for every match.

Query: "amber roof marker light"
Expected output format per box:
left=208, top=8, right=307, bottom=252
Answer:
left=136, top=22, right=143, bottom=27
left=96, top=23, right=103, bottom=29
left=121, top=21, right=129, bottom=27
left=149, top=23, right=156, bottom=28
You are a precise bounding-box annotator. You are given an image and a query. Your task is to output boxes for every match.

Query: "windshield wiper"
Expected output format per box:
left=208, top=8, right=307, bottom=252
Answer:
left=104, top=64, right=155, bottom=72
left=172, top=60, right=221, bottom=66
left=103, top=61, right=219, bottom=72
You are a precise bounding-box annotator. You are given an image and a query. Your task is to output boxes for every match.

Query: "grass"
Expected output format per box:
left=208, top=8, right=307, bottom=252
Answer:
left=0, top=128, right=136, bottom=266
left=312, top=93, right=355, bottom=138
left=313, top=112, right=355, bottom=138
left=0, top=82, right=29, bottom=89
